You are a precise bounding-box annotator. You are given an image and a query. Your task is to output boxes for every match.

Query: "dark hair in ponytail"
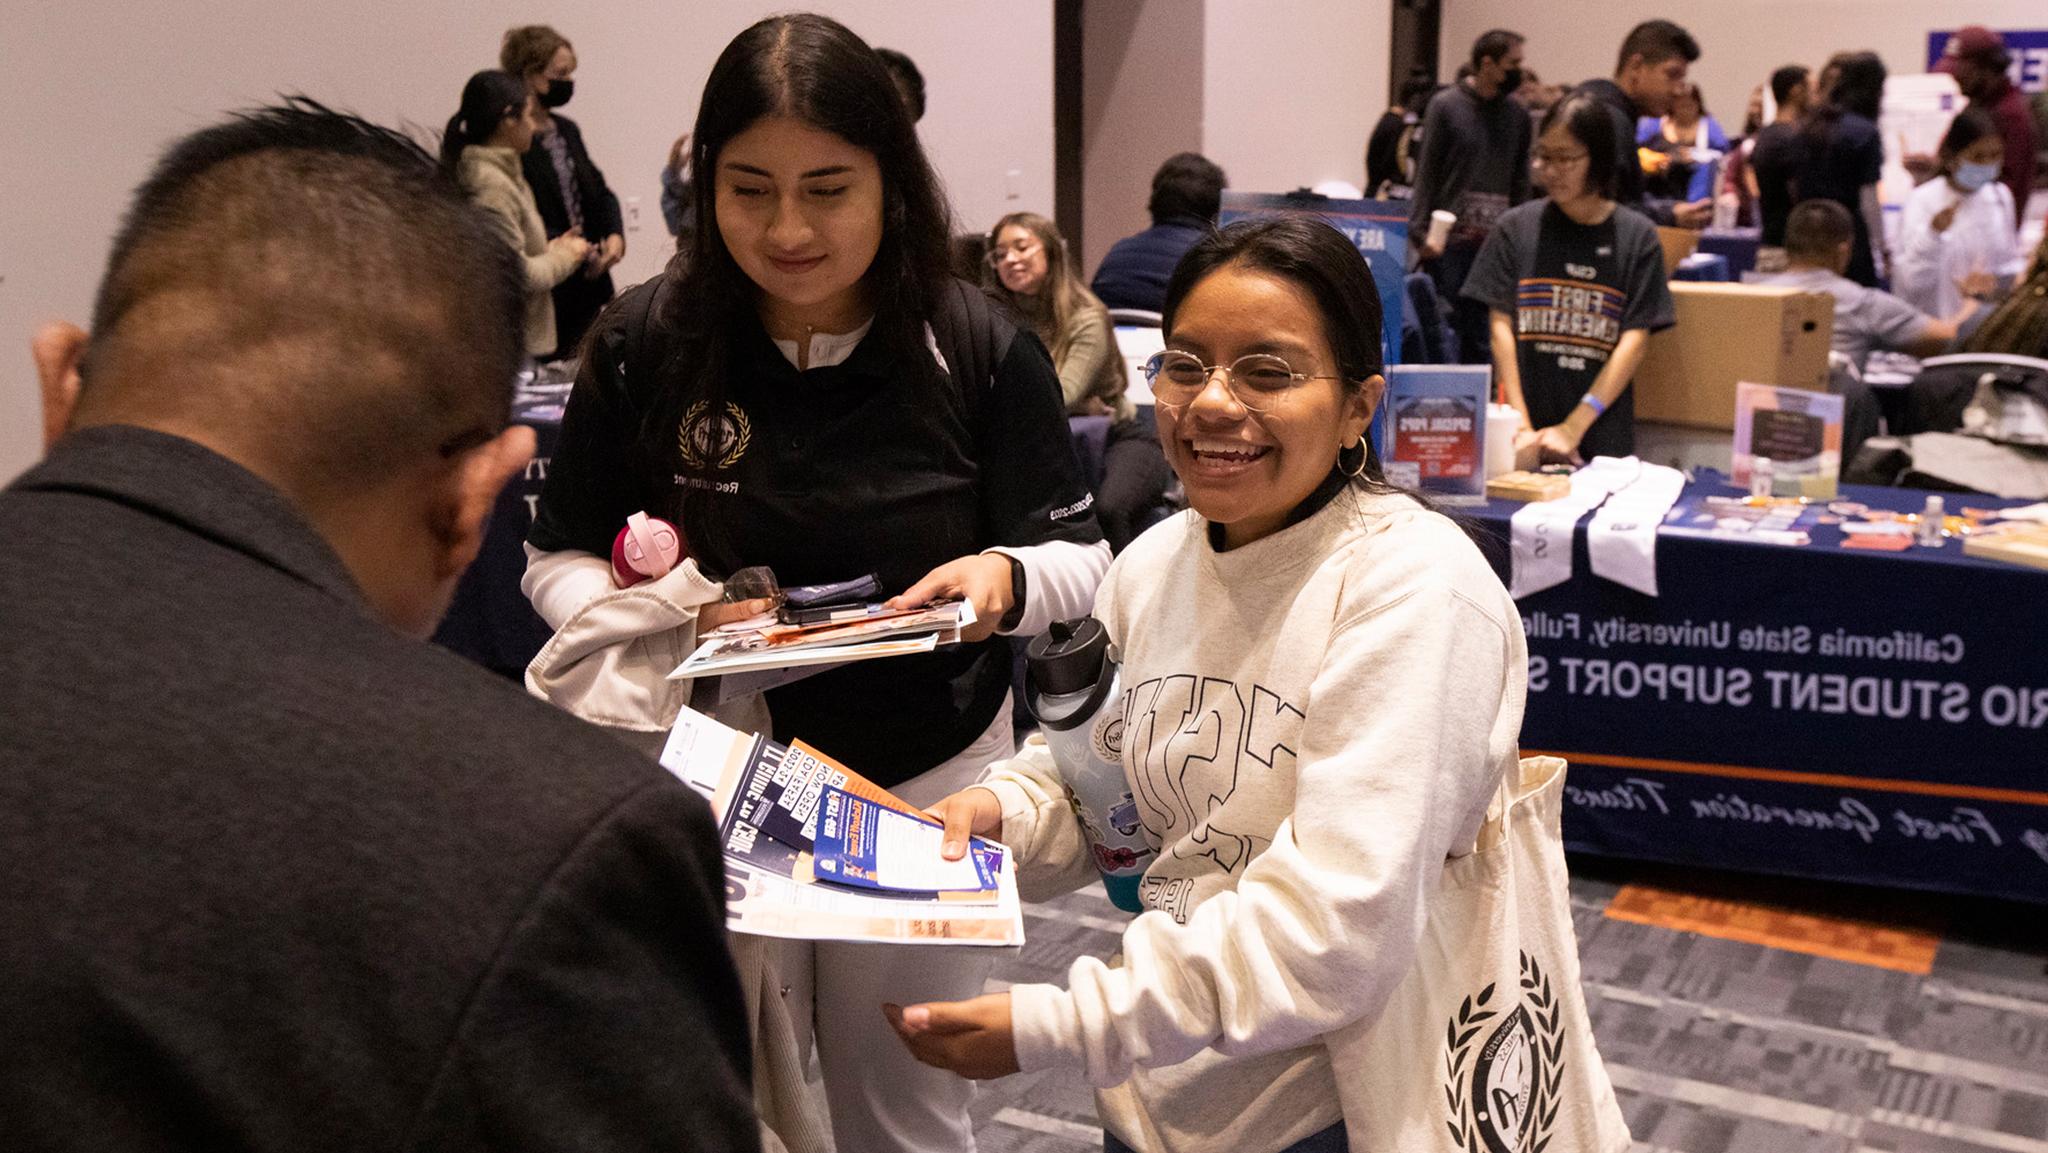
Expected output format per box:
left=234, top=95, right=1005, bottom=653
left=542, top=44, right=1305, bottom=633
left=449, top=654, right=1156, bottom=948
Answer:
left=638, top=13, right=956, bottom=566
left=440, top=70, right=528, bottom=175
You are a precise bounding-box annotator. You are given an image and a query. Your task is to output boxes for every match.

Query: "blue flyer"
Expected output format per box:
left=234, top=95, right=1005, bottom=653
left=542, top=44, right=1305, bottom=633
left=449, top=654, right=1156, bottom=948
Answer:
left=811, top=786, right=1000, bottom=895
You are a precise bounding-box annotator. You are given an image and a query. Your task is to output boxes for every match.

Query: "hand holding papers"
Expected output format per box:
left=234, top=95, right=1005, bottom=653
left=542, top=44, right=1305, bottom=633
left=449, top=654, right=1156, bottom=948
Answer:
left=670, top=599, right=975, bottom=680
left=659, top=708, right=1023, bottom=946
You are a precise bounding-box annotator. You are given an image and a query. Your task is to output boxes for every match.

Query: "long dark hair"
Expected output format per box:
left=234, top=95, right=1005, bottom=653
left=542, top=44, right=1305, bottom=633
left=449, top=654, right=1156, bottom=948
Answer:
left=1809, top=51, right=1885, bottom=141
left=643, top=13, right=955, bottom=545
left=1540, top=92, right=1621, bottom=201
left=440, top=70, right=527, bottom=176
left=1161, top=216, right=1398, bottom=493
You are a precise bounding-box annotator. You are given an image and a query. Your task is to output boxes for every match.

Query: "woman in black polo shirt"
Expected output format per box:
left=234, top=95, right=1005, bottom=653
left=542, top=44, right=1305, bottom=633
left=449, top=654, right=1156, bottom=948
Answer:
left=523, top=14, right=1107, bottom=1153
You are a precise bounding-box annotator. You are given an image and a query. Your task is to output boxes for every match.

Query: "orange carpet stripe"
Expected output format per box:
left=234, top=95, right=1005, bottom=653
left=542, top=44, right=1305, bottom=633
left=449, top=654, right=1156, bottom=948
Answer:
left=1527, top=749, right=2048, bottom=809
left=1603, top=884, right=1940, bottom=975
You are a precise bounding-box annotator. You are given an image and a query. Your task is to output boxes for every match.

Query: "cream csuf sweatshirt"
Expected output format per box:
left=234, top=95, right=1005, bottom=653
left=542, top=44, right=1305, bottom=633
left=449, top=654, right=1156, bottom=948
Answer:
left=983, top=483, right=1527, bottom=1153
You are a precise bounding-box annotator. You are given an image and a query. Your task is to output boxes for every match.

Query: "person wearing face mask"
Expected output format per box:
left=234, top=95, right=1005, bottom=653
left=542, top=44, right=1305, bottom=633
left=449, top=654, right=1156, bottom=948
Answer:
left=501, top=25, right=625, bottom=358
left=985, top=212, right=1171, bottom=552
left=1464, top=92, right=1676, bottom=467
left=1407, top=28, right=1533, bottom=364
left=443, top=71, right=592, bottom=359
left=1895, top=109, right=2024, bottom=321
left=523, top=16, right=1109, bottom=1153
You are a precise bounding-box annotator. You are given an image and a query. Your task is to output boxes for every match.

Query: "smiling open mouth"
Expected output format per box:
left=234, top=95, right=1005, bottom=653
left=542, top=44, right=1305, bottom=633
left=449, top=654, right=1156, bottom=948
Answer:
left=1189, top=441, right=1272, bottom=464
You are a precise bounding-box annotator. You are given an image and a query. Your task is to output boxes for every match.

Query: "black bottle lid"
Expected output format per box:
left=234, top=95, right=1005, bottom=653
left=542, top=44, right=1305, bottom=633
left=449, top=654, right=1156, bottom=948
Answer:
left=1025, top=618, right=1110, bottom=697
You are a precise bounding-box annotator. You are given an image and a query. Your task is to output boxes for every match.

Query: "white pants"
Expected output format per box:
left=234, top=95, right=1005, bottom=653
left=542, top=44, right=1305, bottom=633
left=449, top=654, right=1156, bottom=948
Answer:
left=798, top=700, right=1016, bottom=1153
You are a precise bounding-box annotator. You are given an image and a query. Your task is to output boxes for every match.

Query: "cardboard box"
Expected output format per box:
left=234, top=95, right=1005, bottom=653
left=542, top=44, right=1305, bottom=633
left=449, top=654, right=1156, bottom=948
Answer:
left=1633, top=283, right=1833, bottom=430
left=1655, top=226, right=1699, bottom=277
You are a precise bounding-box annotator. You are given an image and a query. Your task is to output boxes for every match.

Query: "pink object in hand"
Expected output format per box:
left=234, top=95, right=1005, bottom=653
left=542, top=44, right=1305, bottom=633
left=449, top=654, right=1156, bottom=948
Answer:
left=611, top=512, right=683, bottom=587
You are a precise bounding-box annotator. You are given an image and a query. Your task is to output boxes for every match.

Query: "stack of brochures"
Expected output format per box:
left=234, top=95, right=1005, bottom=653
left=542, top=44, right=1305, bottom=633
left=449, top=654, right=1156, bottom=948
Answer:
left=658, top=707, right=1024, bottom=946
left=669, top=599, right=975, bottom=681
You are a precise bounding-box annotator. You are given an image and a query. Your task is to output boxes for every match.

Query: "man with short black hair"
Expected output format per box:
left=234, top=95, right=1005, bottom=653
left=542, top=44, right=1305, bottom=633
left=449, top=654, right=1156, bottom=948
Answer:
left=1408, top=28, right=1533, bottom=362
left=1750, top=64, right=1813, bottom=263
left=1574, top=19, right=1711, bottom=228
left=1090, top=151, right=1227, bottom=314
left=1755, top=198, right=1977, bottom=370
left=2, top=100, right=756, bottom=1152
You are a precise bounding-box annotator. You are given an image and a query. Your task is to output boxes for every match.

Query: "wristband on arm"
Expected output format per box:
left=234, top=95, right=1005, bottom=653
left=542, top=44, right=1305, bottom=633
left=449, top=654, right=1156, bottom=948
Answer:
left=1578, top=392, right=1608, bottom=418
left=999, top=554, right=1027, bottom=632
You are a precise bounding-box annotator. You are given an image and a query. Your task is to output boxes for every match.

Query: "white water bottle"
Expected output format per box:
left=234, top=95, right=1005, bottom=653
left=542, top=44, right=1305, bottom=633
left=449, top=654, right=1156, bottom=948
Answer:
left=1025, top=618, right=1151, bottom=913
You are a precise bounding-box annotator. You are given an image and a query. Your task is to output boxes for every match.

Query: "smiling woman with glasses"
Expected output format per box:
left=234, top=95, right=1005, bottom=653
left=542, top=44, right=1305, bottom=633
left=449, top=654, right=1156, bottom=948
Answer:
left=899, top=217, right=1563, bottom=1153
left=1463, top=90, right=1675, bottom=468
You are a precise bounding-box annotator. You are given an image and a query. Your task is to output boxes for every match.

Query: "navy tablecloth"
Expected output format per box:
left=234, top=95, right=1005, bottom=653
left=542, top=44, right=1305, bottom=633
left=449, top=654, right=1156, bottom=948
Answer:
left=1697, top=226, right=1761, bottom=280
left=1468, top=472, right=2048, bottom=903
left=430, top=391, right=565, bottom=677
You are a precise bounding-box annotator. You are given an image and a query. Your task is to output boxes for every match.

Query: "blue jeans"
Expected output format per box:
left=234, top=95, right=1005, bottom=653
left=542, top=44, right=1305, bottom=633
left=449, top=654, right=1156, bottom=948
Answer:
left=1104, top=1121, right=1347, bottom=1153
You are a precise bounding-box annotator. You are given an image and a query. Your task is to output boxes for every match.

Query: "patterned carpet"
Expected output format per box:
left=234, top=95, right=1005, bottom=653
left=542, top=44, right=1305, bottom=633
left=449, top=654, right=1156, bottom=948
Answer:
left=969, top=858, right=2048, bottom=1153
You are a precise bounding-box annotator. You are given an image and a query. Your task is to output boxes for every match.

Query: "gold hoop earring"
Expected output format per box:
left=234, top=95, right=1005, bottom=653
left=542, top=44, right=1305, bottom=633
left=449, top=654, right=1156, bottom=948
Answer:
left=1340, top=439, right=1369, bottom=478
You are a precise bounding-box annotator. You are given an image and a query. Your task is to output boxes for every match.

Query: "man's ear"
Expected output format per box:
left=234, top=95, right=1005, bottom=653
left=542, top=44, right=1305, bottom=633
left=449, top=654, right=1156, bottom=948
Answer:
left=433, top=424, right=536, bottom=582
left=32, top=323, right=89, bottom=452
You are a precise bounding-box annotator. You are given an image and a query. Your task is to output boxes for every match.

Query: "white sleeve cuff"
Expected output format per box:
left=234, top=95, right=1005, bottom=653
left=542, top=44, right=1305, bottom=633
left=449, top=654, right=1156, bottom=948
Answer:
left=522, top=545, right=619, bottom=630
left=1009, top=982, right=1087, bottom=1073
left=984, top=539, right=1110, bottom=637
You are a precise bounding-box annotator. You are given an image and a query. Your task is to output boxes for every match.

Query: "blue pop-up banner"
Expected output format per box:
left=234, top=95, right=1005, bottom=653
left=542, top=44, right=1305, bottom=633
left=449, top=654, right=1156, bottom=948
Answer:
left=1926, top=29, right=2048, bottom=93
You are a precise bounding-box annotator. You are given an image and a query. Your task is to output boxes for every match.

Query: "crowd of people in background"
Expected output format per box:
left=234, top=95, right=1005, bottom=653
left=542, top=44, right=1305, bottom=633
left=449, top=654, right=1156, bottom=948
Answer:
left=433, top=14, right=2047, bottom=488
left=1378, top=18, right=2048, bottom=464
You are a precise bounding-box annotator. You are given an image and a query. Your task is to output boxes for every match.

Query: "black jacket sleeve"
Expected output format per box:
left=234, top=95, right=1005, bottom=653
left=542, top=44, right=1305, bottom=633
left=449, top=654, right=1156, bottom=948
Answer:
left=405, top=781, right=758, bottom=1153
left=977, top=325, right=1105, bottom=551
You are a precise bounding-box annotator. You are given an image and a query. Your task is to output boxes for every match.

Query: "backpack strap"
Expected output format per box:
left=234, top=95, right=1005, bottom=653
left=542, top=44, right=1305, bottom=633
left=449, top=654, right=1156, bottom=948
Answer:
left=609, top=276, right=668, bottom=391
left=926, top=278, right=1011, bottom=441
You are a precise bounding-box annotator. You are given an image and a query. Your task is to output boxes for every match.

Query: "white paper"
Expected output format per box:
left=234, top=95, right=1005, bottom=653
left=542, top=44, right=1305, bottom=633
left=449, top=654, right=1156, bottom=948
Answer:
left=1587, top=461, right=1685, bottom=596
left=658, top=707, right=740, bottom=796
left=659, top=706, right=1026, bottom=947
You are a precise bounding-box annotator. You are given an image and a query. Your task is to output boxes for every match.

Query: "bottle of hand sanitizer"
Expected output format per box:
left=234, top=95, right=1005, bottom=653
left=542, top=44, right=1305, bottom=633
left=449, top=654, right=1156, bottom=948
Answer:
left=1916, top=495, right=1945, bottom=547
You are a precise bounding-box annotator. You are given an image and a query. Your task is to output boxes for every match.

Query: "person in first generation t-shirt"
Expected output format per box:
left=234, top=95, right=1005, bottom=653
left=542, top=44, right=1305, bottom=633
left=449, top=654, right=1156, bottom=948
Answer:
left=1465, top=91, right=1675, bottom=465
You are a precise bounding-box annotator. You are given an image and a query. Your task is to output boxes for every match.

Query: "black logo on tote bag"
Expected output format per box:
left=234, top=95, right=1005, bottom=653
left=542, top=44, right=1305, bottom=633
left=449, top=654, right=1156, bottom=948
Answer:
left=1444, top=951, right=1563, bottom=1153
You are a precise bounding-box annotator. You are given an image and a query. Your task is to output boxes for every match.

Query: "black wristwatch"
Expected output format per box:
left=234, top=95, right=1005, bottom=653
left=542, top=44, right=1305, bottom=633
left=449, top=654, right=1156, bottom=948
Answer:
left=998, top=554, right=1027, bottom=633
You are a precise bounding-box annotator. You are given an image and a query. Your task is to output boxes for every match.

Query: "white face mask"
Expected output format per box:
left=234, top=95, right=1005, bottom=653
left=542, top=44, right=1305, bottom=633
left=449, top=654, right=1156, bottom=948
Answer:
left=1953, top=160, right=2000, bottom=193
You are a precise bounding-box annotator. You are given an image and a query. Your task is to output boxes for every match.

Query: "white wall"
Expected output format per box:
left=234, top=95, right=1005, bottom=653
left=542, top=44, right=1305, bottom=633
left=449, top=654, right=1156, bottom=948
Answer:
left=1440, top=0, right=2047, bottom=131
left=1203, top=0, right=1390, bottom=197
left=0, top=0, right=1052, bottom=482
left=1080, top=1, right=1207, bottom=275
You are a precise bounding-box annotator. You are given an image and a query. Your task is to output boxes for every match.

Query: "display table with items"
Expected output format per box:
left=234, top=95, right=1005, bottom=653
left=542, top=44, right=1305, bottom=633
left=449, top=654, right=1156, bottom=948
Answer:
left=1471, top=467, right=2048, bottom=904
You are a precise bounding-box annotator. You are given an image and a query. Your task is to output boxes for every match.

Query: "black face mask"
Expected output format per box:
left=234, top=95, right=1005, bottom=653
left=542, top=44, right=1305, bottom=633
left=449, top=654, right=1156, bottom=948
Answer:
left=540, top=78, right=574, bottom=109
left=1500, top=68, right=1525, bottom=96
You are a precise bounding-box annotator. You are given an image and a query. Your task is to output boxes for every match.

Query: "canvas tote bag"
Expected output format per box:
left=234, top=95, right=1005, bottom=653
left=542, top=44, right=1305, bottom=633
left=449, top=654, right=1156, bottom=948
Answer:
left=1325, top=755, right=1631, bottom=1152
